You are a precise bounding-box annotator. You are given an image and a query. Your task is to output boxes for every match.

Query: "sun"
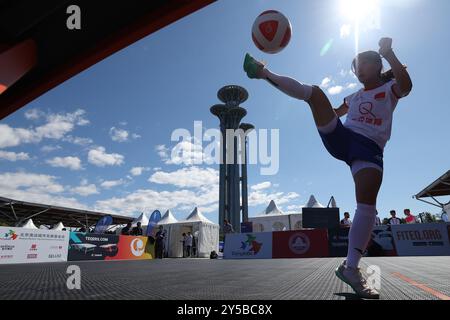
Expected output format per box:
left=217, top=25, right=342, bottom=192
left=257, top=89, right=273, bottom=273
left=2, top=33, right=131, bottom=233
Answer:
left=340, top=0, right=380, bottom=22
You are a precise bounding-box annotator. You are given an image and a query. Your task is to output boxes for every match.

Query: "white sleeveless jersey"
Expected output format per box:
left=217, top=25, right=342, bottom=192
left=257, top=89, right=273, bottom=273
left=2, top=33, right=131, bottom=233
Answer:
left=343, top=80, right=401, bottom=149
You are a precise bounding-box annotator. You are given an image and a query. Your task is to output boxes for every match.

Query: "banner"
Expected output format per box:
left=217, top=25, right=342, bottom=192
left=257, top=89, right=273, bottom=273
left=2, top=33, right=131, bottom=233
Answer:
left=240, top=221, right=253, bottom=233
left=68, top=232, right=119, bottom=261
left=106, top=235, right=153, bottom=260
left=273, top=229, right=329, bottom=258
left=68, top=232, right=154, bottom=261
left=93, top=215, right=113, bottom=234
left=327, top=228, right=349, bottom=257
left=368, top=226, right=397, bottom=256
left=0, top=227, right=69, bottom=264
left=146, top=210, right=162, bottom=237
left=391, top=223, right=450, bottom=256
left=224, top=232, right=272, bottom=259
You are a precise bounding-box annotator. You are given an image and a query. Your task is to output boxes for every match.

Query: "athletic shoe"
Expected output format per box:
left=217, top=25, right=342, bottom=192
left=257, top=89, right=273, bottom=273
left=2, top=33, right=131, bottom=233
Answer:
left=243, top=53, right=266, bottom=79
left=335, top=261, right=380, bottom=299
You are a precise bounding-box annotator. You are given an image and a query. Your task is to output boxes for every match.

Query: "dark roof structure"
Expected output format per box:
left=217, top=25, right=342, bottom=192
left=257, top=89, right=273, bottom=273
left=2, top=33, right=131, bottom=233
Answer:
left=0, top=196, right=133, bottom=228
left=0, top=0, right=216, bottom=119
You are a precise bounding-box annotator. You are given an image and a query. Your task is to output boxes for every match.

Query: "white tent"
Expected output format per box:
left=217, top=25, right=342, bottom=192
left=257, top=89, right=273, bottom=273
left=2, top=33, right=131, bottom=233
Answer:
left=305, top=195, right=325, bottom=208
left=249, top=200, right=290, bottom=232
left=51, top=222, right=65, bottom=231
left=159, top=210, right=178, bottom=224
left=21, top=219, right=38, bottom=229
left=132, top=212, right=149, bottom=226
left=158, top=207, right=219, bottom=258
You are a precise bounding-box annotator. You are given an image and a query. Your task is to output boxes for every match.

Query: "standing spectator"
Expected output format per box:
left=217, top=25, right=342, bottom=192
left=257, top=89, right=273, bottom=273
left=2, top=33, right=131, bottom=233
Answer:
left=121, top=222, right=132, bottom=235
left=442, top=210, right=449, bottom=222
left=340, top=212, right=352, bottom=228
left=223, top=219, right=234, bottom=244
left=155, top=226, right=165, bottom=259
left=181, top=233, right=187, bottom=258
left=388, top=210, right=401, bottom=225
left=185, top=232, right=193, bottom=257
left=374, top=210, right=382, bottom=226
left=404, top=209, right=416, bottom=224
left=192, top=234, right=197, bottom=257
left=131, top=222, right=143, bottom=236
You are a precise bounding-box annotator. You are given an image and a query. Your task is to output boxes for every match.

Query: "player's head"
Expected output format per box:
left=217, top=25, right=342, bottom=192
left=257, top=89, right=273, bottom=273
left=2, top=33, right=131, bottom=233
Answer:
left=344, top=212, right=350, bottom=218
left=352, top=51, right=383, bottom=84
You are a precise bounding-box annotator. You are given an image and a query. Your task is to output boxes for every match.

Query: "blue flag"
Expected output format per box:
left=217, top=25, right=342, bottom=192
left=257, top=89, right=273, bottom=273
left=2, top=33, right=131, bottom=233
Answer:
left=94, top=215, right=113, bottom=234
left=146, top=210, right=162, bottom=236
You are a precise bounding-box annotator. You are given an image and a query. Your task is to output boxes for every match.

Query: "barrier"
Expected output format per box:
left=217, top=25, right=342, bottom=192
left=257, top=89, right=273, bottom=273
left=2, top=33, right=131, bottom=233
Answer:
left=0, top=227, right=69, bottom=264
left=68, top=233, right=153, bottom=261
left=390, top=223, right=450, bottom=256
left=273, top=229, right=329, bottom=258
left=223, top=232, right=272, bottom=259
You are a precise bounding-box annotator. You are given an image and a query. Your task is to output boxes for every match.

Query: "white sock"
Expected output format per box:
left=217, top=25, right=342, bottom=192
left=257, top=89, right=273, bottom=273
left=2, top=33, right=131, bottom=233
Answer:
left=346, top=203, right=376, bottom=269
left=262, top=68, right=313, bottom=101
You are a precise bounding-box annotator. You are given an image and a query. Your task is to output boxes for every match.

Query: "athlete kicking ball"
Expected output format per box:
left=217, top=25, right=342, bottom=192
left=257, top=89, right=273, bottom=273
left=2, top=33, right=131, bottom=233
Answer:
left=244, top=37, right=412, bottom=299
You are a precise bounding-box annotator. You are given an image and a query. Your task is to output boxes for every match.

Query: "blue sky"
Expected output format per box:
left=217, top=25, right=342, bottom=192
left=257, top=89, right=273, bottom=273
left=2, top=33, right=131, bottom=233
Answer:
left=1, top=0, right=449, bottom=223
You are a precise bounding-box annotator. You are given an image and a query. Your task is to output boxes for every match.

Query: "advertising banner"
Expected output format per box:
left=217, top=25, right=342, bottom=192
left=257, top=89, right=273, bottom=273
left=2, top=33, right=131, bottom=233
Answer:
left=367, top=226, right=397, bottom=256
left=390, top=223, right=450, bottom=256
left=273, top=229, right=329, bottom=258
left=240, top=222, right=253, bottom=233
left=224, top=232, right=272, bottom=259
left=146, top=210, right=162, bottom=237
left=107, top=235, right=153, bottom=260
left=327, top=227, right=349, bottom=257
left=0, top=227, right=69, bottom=264
left=68, top=232, right=153, bottom=261
left=68, top=232, right=119, bottom=261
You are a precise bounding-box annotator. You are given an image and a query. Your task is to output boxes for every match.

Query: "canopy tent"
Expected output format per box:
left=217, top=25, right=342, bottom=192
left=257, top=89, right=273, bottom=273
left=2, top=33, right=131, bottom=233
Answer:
left=21, top=219, right=38, bottom=229
left=249, top=200, right=291, bottom=232
left=305, top=195, right=325, bottom=208
left=132, top=212, right=149, bottom=226
left=158, top=207, right=219, bottom=258
left=51, top=222, right=65, bottom=231
left=414, top=171, right=450, bottom=218
left=159, top=210, right=178, bottom=224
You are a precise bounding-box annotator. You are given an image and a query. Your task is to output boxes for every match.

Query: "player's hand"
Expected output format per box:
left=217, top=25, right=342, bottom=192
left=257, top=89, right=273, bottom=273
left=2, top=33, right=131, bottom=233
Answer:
left=379, top=37, right=393, bottom=58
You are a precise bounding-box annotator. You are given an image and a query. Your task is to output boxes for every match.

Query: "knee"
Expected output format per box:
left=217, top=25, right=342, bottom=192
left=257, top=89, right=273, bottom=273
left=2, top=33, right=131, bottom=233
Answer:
left=309, top=85, right=326, bottom=102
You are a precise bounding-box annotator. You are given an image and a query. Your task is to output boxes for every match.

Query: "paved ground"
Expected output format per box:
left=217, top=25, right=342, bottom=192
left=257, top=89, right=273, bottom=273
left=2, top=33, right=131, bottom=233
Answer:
left=0, top=257, right=449, bottom=300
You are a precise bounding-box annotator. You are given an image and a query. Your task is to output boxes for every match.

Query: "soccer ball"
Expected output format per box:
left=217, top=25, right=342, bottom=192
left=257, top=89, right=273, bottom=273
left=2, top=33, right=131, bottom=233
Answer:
left=252, top=10, right=292, bottom=54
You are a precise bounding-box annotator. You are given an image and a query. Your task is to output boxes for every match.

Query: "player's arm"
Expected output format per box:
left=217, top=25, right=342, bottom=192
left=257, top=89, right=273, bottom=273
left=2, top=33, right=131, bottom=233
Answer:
left=379, top=38, right=413, bottom=98
left=334, top=103, right=349, bottom=117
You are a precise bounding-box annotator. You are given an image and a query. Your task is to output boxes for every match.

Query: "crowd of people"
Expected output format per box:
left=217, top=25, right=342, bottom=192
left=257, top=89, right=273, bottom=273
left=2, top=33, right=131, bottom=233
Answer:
left=340, top=208, right=420, bottom=228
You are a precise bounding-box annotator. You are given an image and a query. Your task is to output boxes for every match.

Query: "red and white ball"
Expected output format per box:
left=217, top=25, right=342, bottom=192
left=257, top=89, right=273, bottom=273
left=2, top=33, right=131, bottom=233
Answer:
left=252, top=10, right=292, bottom=54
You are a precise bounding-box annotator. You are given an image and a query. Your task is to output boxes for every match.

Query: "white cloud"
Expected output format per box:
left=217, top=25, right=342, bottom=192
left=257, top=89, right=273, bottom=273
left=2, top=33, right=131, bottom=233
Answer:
left=340, top=24, right=351, bottom=38
left=130, top=167, right=150, bottom=176
left=0, top=151, right=30, bottom=161
left=46, top=156, right=82, bottom=170
left=24, top=108, right=44, bottom=120
left=100, top=179, right=125, bottom=189
left=328, top=85, right=344, bottom=95
left=0, top=172, right=87, bottom=209
left=88, top=147, right=124, bottom=167
left=71, top=183, right=99, bottom=196
left=0, top=109, right=89, bottom=148
left=249, top=190, right=299, bottom=207
left=155, top=145, right=169, bottom=160
left=149, top=166, right=218, bottom=188
left=41, top=145, right=62, bottom=153
left=347, top=83, right=358, bottom=90
left=63, top=136, right=93, bottom=146
left=109, top=127, right=140, bottom=142
left=320, top=77, right=332, bottom=88
left=110, top=127, right=129, bottom=142
left=251, top=182, right=272, bottom=191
